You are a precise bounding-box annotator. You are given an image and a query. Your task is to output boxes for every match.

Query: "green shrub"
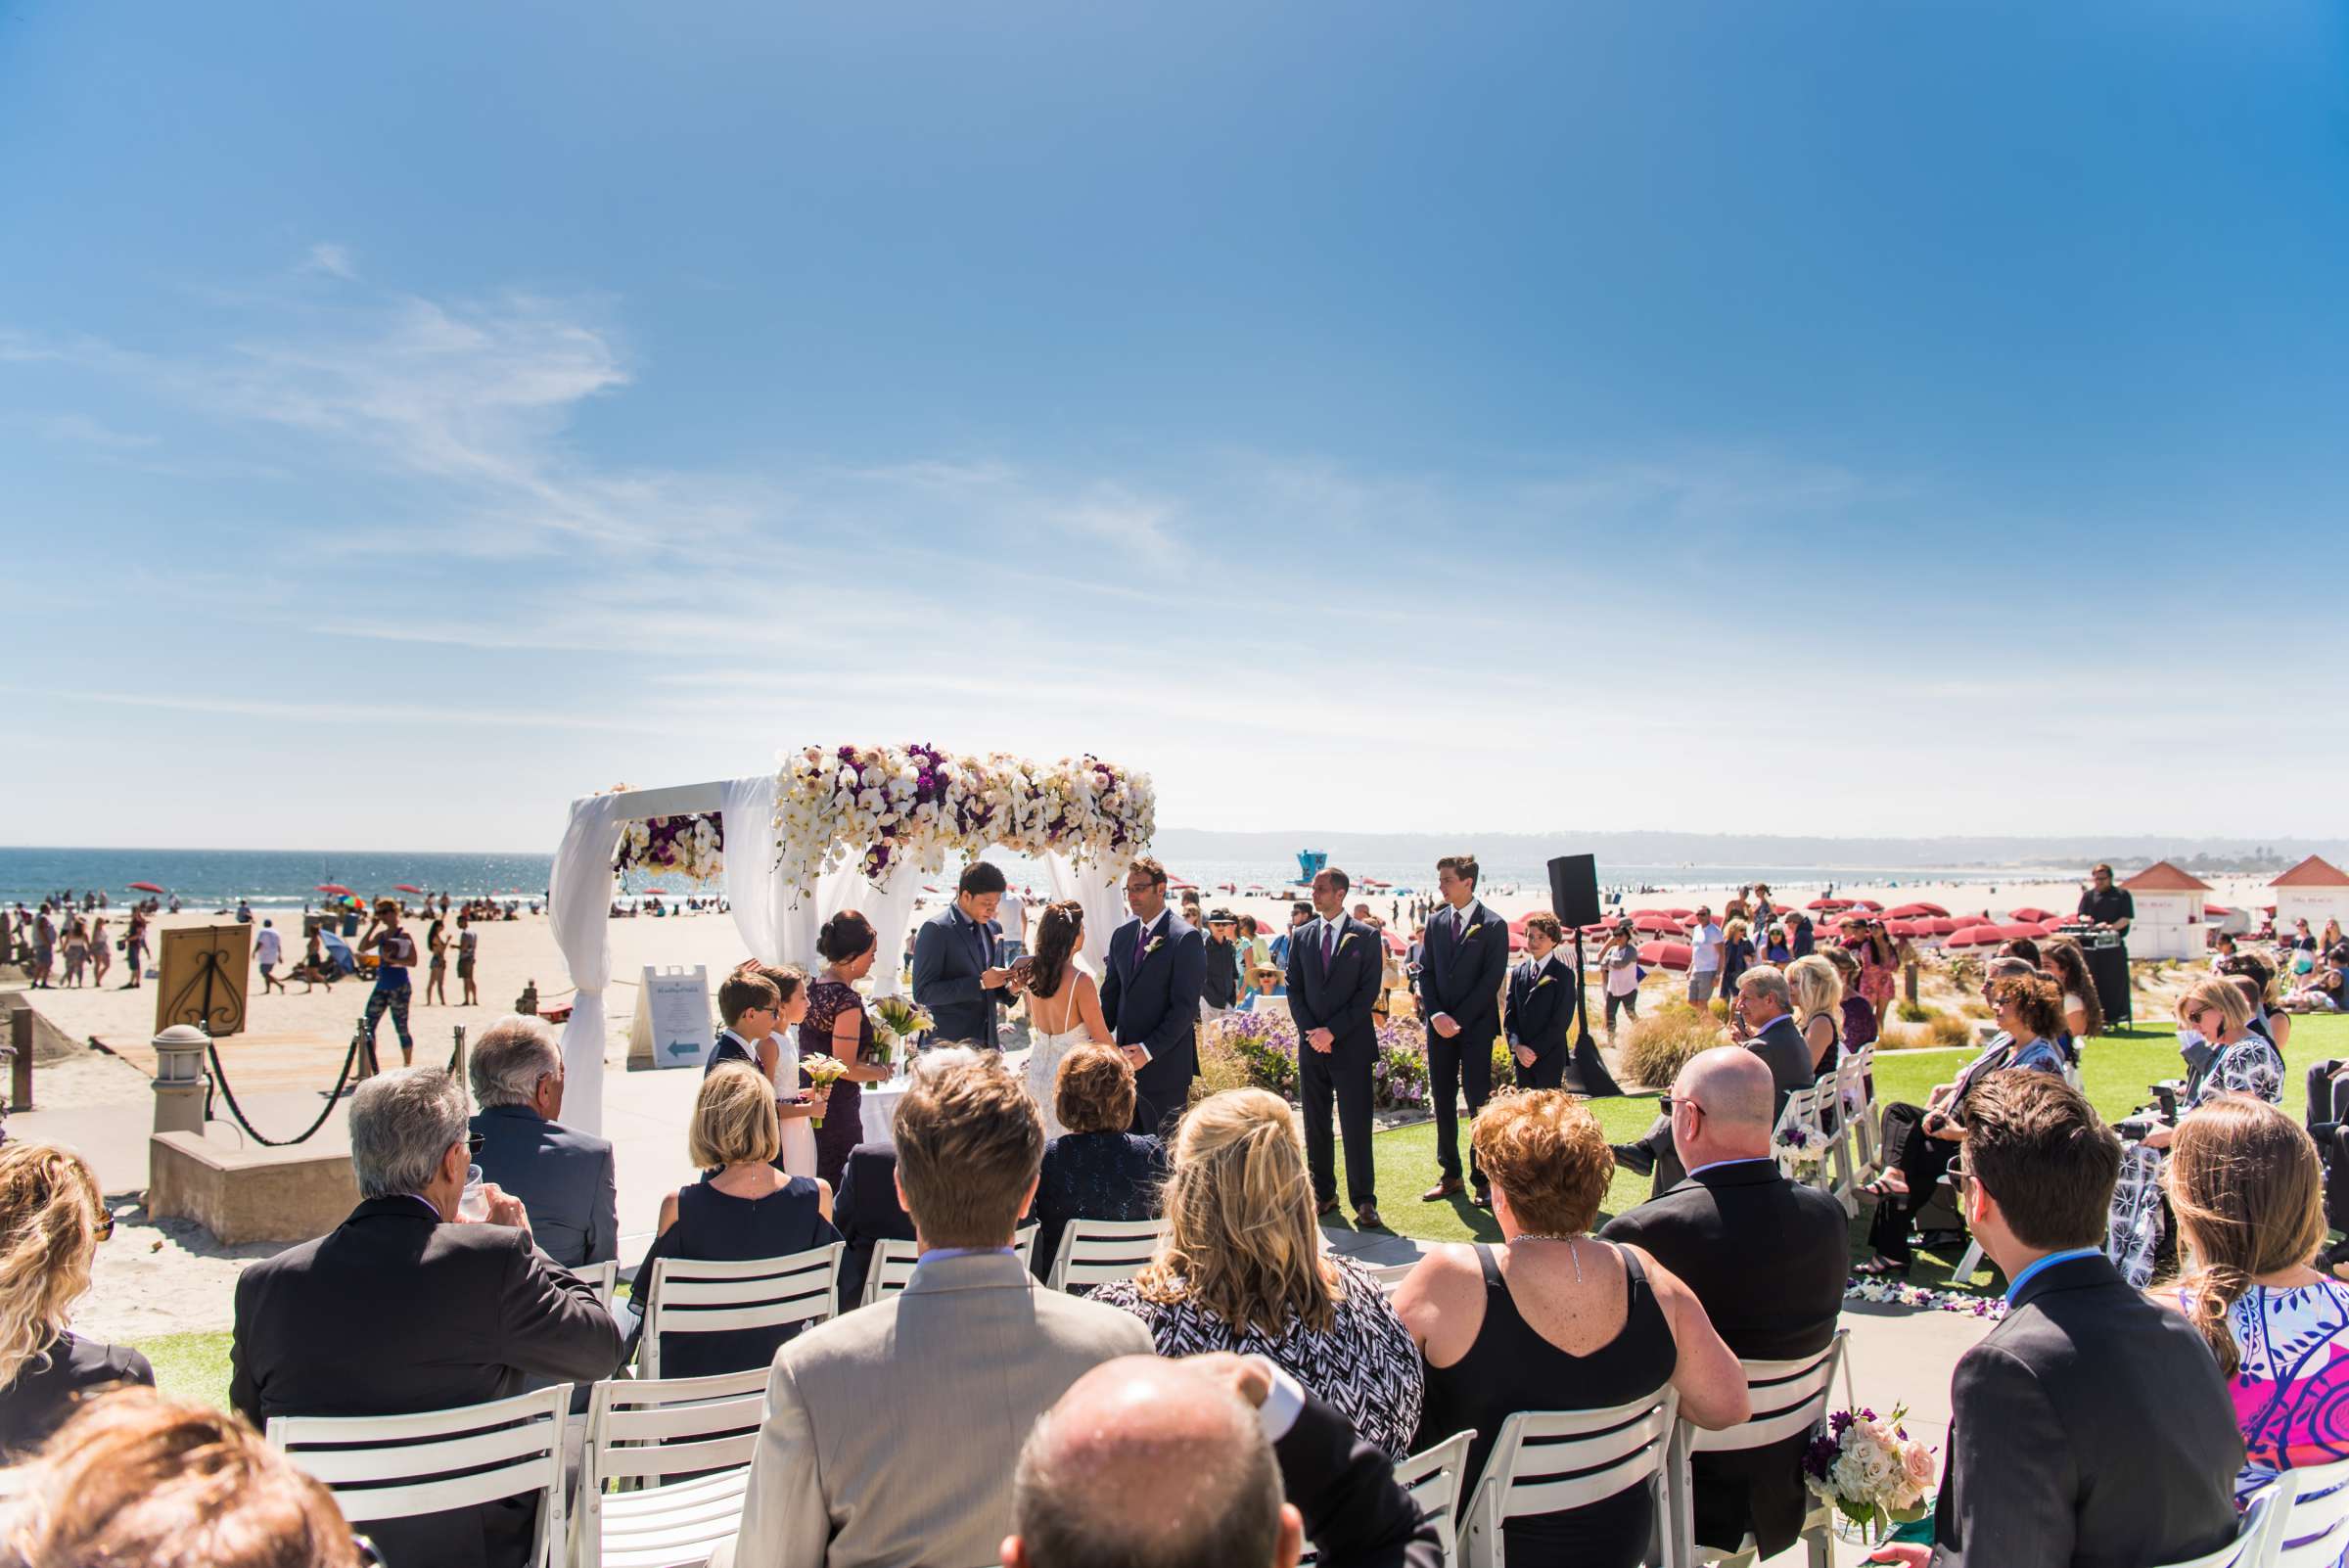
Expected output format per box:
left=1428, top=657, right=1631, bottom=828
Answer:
left=1618, top=1001, right=1726, bottom=1090
left=1924, top=1012, right=1975, bottom=1049
left=1894, top=1000, right=1934, bottom=1024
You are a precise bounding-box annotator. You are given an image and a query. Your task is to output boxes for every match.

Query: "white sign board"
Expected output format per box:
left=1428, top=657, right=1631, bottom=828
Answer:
left=629, top=964, right=714, bottom=1070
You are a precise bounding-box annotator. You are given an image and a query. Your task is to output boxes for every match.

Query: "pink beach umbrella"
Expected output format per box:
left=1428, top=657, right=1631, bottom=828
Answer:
left=1637, top=940, right=1692, bottom=972
left=1945, top=926, right=2004, bottom=947
left=2006, top=906, right=2056, bottom=924
left=1807, top=898, right=1852, bottom=912
left=1631, top=911, right=1685, bottom=934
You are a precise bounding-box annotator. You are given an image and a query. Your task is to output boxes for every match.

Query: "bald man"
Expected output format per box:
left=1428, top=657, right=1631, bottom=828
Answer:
left=1005, top=1355, right=1441, bottom=1568
left=1600, top=1047, right=1847, bottom=1559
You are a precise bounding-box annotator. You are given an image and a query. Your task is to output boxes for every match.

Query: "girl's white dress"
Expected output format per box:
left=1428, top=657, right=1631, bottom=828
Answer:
left=770, top=1023, right=818, bottom=1177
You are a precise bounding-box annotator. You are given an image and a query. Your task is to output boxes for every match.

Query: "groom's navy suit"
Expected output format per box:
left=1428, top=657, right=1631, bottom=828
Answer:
left=1285, top=913, right=1386, bottom=1212
left=1101, top=909, right=1206, bottom=1135
left=1415, top=898, right=1509, bottom=1192
left=909, top=903, right=1003, bottom=1049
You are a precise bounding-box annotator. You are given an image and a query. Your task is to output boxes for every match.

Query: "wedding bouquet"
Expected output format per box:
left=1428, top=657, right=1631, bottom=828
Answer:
left=800, top=1054, right=849, bottom=1129
left=869, top=995, right=933, bottom=1068
left=1802, top=1406, right=1936, bottom=1545
left=1776, top=1121, right=1833, bottom=1176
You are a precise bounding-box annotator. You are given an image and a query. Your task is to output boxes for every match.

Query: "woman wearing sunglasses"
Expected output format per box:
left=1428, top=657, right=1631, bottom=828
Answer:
left=0, top=1140, right=150, bottom=1458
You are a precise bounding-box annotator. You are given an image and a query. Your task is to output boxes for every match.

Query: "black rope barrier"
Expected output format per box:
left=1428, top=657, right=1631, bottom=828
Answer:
left=205, top=1027, right=367, bottom=1148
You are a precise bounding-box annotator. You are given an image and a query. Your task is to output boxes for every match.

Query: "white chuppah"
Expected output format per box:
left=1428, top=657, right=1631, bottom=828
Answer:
left=546, top=748, right=1154, bottom=1136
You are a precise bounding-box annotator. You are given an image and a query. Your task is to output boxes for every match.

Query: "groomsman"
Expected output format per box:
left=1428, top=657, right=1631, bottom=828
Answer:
left=1503, top=913, right=1576, bottom=1090
left=1285, top=867, right=1387, bottom=1228
left=1416, top=854, right=1509, bottom=1206
left=910, top=861, right=1014, bottom=1048
left=1101, top=856, right=1206, bottom=1135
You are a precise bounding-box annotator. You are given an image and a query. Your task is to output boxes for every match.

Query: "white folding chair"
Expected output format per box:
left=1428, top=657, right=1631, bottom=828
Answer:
left=2271, top=1453, right=2349, bottom=1568
left=1046, top=1218, right=1167, bottom=1293
left=859, top=1225, right=1040, bottom=1307
left=1817, top=1074, right=1858, bottom=1217
left=575, top=1366, right=768, bottom=1568
left=1460, top=1391, right=1681, bottom=1568
left=1371, top=1260, right=1421, bottom=1298
left=570, top=1260, right=620, bottom=1310
left=1665, top=1333, right=1846, bottom=1568
left=640, top=1243, right=843, bottom=1380
left=267, top=1385, right=572, bottom=1568
left=1848, top=1044, right=1882, bottom=1179
left=1395, top=1429, right=1477, bottom=1566
left=2147, top=1481, right=2289, bottom=1568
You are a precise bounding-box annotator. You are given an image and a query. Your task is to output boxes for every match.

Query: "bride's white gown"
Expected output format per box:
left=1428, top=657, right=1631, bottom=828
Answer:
left=1026, top=967, right=1111, bottom=1141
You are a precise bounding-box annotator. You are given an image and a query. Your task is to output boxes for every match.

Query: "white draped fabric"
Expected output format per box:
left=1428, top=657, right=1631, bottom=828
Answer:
left=1045, top=851, right=1126, bottom=973
left=720, top=773, right=782, bottom=964
left=545, top=790, right=635, bottom=1136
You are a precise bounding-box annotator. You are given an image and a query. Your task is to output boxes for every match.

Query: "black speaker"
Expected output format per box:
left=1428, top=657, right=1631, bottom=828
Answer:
left=1547, top=854, right=1601, bottom=929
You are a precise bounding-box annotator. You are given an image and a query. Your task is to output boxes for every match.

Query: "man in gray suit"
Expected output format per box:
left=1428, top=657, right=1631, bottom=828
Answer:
left=467, top=1015, right=618, bottom=1269
left=719, top=1048, right=1153, bottom=1568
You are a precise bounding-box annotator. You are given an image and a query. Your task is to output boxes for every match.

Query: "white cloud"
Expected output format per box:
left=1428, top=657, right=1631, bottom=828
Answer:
left=302, top=243, right=359, bottom=281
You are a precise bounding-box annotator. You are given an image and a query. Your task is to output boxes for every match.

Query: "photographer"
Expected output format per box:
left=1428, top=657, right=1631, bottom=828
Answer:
left=1854, top=965, right=2065, bottom=1279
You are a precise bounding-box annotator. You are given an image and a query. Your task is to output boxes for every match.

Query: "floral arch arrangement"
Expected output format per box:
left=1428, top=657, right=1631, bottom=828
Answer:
left=775, top=744, right=1154, bottom=896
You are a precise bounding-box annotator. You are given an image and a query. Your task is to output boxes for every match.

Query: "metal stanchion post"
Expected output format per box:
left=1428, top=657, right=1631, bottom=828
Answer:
left=6, top=1008, right=29, bottom=1112
left=449, top=1025, right=468, bottom=1086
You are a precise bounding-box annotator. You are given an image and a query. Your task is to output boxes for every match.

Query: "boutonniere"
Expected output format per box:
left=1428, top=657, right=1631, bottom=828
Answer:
left=1337, top=932, right=1358, bottom=951
left=1142, top=936, right=1166, bottom=960
left=1462, top=922, right=1485, bottom=942
left=1531, top=973, right=1556, bottom=991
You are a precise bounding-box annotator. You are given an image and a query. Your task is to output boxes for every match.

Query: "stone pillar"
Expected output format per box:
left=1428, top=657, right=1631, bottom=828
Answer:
left=152, top=1024, right=210, bottom=1137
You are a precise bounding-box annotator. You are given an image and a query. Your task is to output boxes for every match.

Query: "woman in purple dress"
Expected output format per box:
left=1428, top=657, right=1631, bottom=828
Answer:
left=805, top=910, right=894, bottom=1189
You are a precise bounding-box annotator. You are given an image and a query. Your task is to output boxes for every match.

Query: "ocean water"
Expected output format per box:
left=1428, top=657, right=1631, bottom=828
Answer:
left=0, top=844, right=2035, bottom=911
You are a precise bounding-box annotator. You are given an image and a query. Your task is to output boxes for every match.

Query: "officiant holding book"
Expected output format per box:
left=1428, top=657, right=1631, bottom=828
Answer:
left=911, top=862, right=1014, bottom=1049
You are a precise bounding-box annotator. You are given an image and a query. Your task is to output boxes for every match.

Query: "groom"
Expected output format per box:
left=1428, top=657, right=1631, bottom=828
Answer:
left=1285, top=866, right=1387, bottom=1228
left=1100, top=856, right=1206, bottom=1135
left=1416, top=853, right=1509, bottom=1207
left=910, top=861, right=1014, bottom=1049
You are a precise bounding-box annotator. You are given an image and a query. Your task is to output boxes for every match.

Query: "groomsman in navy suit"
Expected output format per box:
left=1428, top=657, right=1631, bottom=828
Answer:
left=910, top=861, right=1014, bottom=1048
left=1285, top=866, right=1388, bottom=1228
left=1101, top=856, right=1207, bottom=1135
left=1415, top=853, right=1509, bottom=1205
left=1503, top=913, right=1577, bottom=1091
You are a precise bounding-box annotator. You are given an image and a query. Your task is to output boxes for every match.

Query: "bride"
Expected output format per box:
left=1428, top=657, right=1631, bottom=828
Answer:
left=1020, top=900, right=1121, bottom=1138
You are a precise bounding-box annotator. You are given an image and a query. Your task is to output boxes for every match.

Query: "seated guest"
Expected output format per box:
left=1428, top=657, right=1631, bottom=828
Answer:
left=715, top=1049, right=1152, bottom=1568
left=1599, top=1048, right=1847, bottom=1560
left=2043, top=937, right=2106, bottom=1043
left=1892, top=1071, right=2242, bottom=1568
left=1003, top=1353, right=1442, bottom=1568
left=1613, top=965, right=1813, bottom=1194
left=1856, top=967, right=2066, bottom=1279
left=1091, top=1089, right=1424, bottom=1457
left=1786, top=953, right=1842, bottom=1077
left=631, top=1064, right=839, bottom=1378
left=230, top=1067, right=622, bottom=1568
left=2159, top=1094, right=2349, bottom=1512
left=0, top=1142, right=153, bottom=1458
left=832, top=1140, right=915, bottom=1307
left=1032, top=1043, right=1167, bottom=1282
left=2223, top=952, right=2292, bottom=1054
left=1502, top=913, right=1576, bottom=1090
left=0, top=1388, right=365, bottom=1568
left=1396, top=1091, right=1747, bottom=1568
left=467, top=1013, right=617, bottom=1269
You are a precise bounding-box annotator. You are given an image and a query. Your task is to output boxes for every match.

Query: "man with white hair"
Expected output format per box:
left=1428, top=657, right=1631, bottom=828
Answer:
left=1003, top=1354, right=1441, bottom=1568
left=230, top=1067, right=622, bottom=1568
left=468, top=1013, right=618, bottom=1268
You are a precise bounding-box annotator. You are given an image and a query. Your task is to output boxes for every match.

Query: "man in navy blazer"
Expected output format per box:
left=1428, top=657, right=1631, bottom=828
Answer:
left=466, top=1015, right=618, bottom=1269
left=911, top=861, right=1015, bottom=1049
left=1502, top=915, right=1577, bottom=1091
left=1100, top=855, right=1206, bottom=1136
left=1285, top=866, right=1389, bottom=1227
left=1413, top=853, right=1510, bottom=1205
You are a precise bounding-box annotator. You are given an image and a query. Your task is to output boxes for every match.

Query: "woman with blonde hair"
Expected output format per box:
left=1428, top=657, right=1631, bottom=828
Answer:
left=0, top=1387, right=364, bottom=1567
left=0, top=1142, right=151, bottom=1456
left=2158, top=1095, right=2349, bottom=1510
left=1090, top=1088, right=1423, bottom=1456
left=1784, top=952, right=1843, bottom=1077
left=630, top=1064, right=839, bottom=1377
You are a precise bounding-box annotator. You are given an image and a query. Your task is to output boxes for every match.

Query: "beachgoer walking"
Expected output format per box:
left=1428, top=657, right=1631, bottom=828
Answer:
left=455, top=913, right=480, bottom=1006
left=254, top=918, right=285, bottom=994
left=86, top=916, right=110, bottom=987
left=120, top=910, right=146, bottom=989
left=357, top=899, right=418, bottom=1068
left=424, top=917, right=449, bottom=1005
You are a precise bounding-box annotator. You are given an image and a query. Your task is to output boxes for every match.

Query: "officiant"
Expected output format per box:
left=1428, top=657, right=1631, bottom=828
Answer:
left=911, top=862, right=1015, bottom=1049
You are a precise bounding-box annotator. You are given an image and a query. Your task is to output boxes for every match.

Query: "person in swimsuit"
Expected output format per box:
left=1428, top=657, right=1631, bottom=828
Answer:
left=358, top=899, right=419, bottom=1067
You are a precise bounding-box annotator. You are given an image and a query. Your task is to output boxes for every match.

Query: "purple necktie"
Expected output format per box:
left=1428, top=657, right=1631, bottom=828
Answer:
left=1323, top=923, right=1337, bottom=964
left=1134, top=924, right=1149, bottom=966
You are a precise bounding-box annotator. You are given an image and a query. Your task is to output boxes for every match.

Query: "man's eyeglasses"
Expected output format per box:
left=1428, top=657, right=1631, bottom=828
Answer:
left=467, top=1132, right=486, bottom=1158
left=1659, top=1095, right=1704, bottom=1118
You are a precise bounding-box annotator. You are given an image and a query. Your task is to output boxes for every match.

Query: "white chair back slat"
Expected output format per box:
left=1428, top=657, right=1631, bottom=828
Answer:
left=1372, top=1261, right=1420, bottom=1298
left=267, top=1385, right=569, bottom=1563
left=1395, top=1429, right=1475, bottom=1566
left=2276, top=1455, right=2349, bottom=1568
left=2147, top=1483, right=2287, bottom=1568
left=577, top=1367, right=772, bottom=1568
left=1684, top=1335, right=1844, bottom=1455
left=570, top=1259, right=621, bottom=1308
left=861, top=1239, right=922, bottom=1306
left=1462, top=1391, right=1679, bottom=1566
left=1047, top=1218, right=1168, bottom=1292
left=641, top=1244, right=842, bottom=1380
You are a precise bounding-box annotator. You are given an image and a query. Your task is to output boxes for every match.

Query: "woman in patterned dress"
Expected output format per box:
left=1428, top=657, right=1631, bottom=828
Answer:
left=1857, top=920, right=1901, bottom=1028
left=804, top=911, right=894, bottom=1191
left=2160, top=1094, right=2349, bottom=1545
left=1089, top=1088, right=1424, bottom=1457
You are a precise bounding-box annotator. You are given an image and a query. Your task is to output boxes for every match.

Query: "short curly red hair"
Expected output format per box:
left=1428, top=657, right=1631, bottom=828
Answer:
left=1472, top=1091, right=1612, bottom=1236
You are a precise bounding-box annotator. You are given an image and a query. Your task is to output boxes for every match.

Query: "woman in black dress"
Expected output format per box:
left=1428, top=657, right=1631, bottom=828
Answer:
left=1393, top=1092, right=1747, bottom=1567
left=631, top=1064, right=840, bottom=1379
left=0, top=1141, right=153, bottom=1458
left=1031, top=1041, right=1167, bottom=1280
left=805, top=911, right=894, bottom=1190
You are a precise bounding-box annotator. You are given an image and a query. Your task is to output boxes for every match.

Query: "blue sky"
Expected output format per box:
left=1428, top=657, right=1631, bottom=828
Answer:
left=3, top=2, right=2344, bottom=850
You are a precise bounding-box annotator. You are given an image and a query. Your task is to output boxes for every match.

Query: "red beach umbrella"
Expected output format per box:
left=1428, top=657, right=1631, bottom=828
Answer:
left=1631, top=911, right=1684, bottom=934
left=1885, top=919, right=1923, bottom=939
left=1807, top=898, right=1852, bottom=911
left=1581, top=922, right=1616, bottom=940
left=1384, top=930, right=1406, bottom=954
left=1946, top=925, right=2003, bottom=947
left=1924, top=917, right=1966, bottom=937
left=1849, top=899, right=1884, bottom=911
left=2205, top=903, right=2234, bottom=917
left=1637, top=940, right=1692, bottom=972
left=2007, top=906, right=2056, bottom=924
left=127, top=881, right=165, bottom=894
left=316, top=884, right=353, bottom=897
left=1665, top=907, right=1695, bottom=919
left=395, top=884, right=426, bottom=895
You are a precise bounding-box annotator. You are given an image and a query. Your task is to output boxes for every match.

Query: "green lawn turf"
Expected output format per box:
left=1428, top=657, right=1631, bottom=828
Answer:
left=136, top=1015, right=2349, bottom=1410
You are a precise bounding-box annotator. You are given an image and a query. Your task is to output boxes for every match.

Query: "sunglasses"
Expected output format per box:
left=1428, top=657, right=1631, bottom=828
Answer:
left=467, top=1132, right=486, bottom=1158
left=93, top=1204, right=115, bottom=1243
